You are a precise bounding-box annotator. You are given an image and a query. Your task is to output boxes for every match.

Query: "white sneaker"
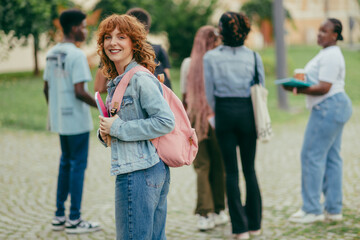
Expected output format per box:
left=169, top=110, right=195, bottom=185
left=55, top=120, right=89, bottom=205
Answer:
left=65, top=219, right=101, bottom=234
left=197, top=214, right=215, bottom=231
left=51, top=216, right=66, bottom=231
left=325, top=211, right=343, bottom=221
left=289, top=209, right=325, bottom=223
left=213, top=210, right=229, bottom=225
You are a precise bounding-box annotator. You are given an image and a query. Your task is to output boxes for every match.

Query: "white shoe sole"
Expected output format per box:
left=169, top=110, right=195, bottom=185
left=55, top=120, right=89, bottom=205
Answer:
left=289, top=214, right=325, bottom=223
left=52, top=225, right=65, bottom=231
left=326, top=215, right=343, bottom=221
left=65, top=227, right=101, bottom=234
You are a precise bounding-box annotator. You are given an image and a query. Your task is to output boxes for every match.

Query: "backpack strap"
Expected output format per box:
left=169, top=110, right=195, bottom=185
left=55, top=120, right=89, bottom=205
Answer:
left=110, top=65, right=151, bottom=115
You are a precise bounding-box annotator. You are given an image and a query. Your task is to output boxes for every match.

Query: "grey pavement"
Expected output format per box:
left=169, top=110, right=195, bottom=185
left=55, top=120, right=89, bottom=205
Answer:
left=0, top=107, right=359, bottom=240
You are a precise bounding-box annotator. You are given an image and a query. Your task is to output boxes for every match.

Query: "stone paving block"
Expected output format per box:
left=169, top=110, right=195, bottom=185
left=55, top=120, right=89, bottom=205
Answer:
left=0, top=108, right=360, bottom=239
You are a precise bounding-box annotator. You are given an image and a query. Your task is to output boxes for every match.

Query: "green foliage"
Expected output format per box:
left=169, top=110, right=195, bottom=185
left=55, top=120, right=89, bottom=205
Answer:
left=93, top=0, right=174, bottom=33
left=0, top=0, right=73, bottom=46
left=0, top=0, right=74, bottom=74
left=241, top=0, right=293, bottom=26
left=165, top=0, right=217, bottom=66
left=93, top=0, right=130, bottom=21
left=93, top=0, right=217, bottom=67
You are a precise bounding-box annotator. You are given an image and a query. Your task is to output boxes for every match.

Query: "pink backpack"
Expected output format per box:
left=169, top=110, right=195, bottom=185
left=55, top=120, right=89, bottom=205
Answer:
left=110, top=65, right=198, bottom=167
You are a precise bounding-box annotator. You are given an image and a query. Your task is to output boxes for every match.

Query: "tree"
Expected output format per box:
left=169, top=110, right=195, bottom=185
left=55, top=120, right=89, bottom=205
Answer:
left=0, top=0, right=73, bottom=75
left=241, top=0, right=293, bottom=45
left=93, top=0, right=217, bottom=66
left=164, top=0, right=217, bottom=66
left=273, top=0, right=289, bottom=110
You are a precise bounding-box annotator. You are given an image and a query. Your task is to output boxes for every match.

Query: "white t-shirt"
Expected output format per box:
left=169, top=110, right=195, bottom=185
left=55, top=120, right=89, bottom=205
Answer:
left=304, top=46, right=345, bottom=109
left=180, top=57, right=191, bottom=94
left=43, top=43, right=93, bottom=135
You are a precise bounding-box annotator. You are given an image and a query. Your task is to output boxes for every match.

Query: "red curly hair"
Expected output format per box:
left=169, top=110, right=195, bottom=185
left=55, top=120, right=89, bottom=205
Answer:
left=97, top=14, right=156, bottom=79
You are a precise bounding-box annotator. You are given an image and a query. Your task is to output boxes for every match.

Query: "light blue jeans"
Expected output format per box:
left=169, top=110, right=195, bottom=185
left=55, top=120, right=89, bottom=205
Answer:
left=301, top=92, right=352, bottom=215
left=115, top=160, right=170, bottom=240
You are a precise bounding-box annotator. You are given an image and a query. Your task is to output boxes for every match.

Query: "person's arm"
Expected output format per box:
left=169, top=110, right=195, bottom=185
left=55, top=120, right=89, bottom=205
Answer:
left=71, top=52, right=97, bottom=107
left=287, top=49, right=342, bottom=96
left=203, top=55, right=215, bottom=111
left=164, top=68, right=171, bottom=80
left=94, top=69, right=108, bottom=93
left=255, top=52, right=266, bottom=86
left=180, top=58, right=190, bottom=109
left=283, top=81, right=332, bottom=96
left=158, top=46, right=171, bottom=79
left=74, top=82, right=97, bottom=107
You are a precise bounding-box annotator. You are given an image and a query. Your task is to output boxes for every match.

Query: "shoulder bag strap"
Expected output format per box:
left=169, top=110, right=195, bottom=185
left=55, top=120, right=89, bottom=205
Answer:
left=253, top=51, right=260, bottom=85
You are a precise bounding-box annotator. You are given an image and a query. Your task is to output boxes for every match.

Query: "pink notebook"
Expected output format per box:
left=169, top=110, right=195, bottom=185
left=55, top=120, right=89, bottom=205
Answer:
left=95, top=92, right=109, bottom=117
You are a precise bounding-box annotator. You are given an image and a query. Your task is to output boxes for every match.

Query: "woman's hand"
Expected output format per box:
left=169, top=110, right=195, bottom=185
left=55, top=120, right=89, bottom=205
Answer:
left=282, top=85, right=298, bottom=95
left=99, top=115, right=119, bottom=135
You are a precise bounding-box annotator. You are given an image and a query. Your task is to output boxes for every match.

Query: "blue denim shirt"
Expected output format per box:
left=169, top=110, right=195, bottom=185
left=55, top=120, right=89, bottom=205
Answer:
left=98, top=61, right=175, bottom=175
left=203, top=45, right=265, bottom=111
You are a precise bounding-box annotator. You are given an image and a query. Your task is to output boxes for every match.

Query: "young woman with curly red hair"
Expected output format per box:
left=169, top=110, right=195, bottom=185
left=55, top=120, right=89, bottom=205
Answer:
left=96, top=14, right=175, bottom=240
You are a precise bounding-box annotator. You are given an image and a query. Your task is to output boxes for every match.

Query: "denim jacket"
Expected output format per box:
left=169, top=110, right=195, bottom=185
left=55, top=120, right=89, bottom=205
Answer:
left=203, top=45, right=265, bottom=111
left=98, top=62, right=175, bottom=175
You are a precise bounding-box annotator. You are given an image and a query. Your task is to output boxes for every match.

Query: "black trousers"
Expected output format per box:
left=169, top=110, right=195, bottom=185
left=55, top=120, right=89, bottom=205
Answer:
left=215, top=97, right=262, bottom=234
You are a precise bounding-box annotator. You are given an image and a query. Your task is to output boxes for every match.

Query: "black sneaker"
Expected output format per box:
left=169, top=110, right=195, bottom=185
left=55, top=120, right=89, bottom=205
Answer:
left=51, top=216, right=66, bottom=231
left=65, top=219, right=101, bottom=234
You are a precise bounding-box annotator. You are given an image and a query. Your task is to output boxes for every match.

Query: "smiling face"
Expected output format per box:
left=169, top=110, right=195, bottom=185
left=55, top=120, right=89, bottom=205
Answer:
left=317, top=20, right=337, bottom=48
left=103, top=28, right=133, bottom=73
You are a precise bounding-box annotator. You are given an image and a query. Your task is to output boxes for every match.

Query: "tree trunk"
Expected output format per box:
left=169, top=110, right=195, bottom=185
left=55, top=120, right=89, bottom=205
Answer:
left=273, top=0, right=289, bottom=110
left=33, top=33, right=40, bottom=76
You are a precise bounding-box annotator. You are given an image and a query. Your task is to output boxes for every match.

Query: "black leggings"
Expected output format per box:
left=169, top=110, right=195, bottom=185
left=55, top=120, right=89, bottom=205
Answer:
left=215, top=97, right=262, bottom=234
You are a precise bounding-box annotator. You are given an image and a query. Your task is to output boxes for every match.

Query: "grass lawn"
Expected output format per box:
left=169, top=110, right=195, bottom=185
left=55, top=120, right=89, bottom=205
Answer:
left=0, top=45, right=359, bottom=132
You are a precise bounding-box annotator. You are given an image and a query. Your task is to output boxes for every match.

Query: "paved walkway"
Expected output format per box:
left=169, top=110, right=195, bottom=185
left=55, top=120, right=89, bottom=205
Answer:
left=0, top=108, right=359, bottom=240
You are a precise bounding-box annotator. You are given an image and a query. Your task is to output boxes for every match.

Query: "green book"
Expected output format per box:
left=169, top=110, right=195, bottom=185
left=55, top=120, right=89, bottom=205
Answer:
left=275, top=78, right=313, bottom=87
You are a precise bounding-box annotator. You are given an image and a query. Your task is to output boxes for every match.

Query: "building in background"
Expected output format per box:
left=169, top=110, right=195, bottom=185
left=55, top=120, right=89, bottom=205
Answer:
left=284, top=0, right=360, bottom=45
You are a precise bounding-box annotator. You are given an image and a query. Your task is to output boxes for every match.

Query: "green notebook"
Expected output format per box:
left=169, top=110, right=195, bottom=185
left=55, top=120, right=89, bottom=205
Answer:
left=275, top=78, right=313, bottom=87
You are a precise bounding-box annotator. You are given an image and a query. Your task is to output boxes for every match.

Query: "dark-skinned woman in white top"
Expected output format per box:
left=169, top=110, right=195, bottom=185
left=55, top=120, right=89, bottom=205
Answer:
left=284, top=18, right=352, bottom=224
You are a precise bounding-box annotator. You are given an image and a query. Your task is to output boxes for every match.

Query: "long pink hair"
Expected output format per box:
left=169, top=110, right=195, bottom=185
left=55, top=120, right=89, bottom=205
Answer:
left=186, top=26, right=218, bottom=142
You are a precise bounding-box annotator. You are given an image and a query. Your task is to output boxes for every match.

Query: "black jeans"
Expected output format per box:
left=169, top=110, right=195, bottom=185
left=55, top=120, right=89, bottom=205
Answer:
left=215, top=97, right=262, bottom=234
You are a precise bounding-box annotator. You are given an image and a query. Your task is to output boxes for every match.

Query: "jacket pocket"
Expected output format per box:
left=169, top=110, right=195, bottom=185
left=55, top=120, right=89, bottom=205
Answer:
left=119, top=96, right=137, bottom=120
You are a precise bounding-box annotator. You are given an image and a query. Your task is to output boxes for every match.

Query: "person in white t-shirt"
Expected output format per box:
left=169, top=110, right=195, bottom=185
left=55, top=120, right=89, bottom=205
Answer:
left=284, top=18, right=352, bottom=224
left=43, top=9, right=100, bottom=234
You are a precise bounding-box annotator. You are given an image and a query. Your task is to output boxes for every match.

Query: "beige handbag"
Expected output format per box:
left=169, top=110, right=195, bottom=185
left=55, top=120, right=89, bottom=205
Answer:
left=250, top=52, right=272, bottom=142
